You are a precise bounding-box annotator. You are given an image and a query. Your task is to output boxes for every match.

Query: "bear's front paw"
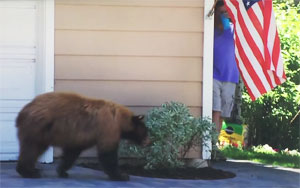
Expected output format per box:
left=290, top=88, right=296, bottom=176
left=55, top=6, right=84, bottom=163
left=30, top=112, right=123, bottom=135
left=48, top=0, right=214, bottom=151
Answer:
left=110, top=173, right=130, bottom=181
left=16, top=165, right=41, bottom=178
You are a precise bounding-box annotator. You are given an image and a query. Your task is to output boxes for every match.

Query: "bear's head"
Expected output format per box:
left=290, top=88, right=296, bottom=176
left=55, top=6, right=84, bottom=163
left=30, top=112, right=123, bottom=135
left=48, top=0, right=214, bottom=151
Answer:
left=122, top=115, right=150, bottom=146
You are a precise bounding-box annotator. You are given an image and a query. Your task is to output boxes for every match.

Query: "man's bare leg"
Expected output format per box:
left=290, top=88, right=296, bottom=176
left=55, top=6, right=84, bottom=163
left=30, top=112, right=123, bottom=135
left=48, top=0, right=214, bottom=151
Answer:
left=213, top=111, right=223, bottom=134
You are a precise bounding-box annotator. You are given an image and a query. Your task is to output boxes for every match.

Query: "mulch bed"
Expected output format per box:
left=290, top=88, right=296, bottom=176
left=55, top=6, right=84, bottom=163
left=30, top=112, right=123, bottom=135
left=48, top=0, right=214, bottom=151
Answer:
left=79, top=163, right=236, bottom=180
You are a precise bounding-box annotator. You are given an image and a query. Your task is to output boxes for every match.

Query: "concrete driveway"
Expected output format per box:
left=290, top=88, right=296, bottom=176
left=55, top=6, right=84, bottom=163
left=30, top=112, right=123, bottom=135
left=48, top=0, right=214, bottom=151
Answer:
left=1, top=160, right=299, bottom=187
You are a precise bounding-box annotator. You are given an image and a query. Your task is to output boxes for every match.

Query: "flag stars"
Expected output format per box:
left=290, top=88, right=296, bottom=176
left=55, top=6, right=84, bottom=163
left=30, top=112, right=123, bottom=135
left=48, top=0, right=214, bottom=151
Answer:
left=243, top=0, right=260, bottom=10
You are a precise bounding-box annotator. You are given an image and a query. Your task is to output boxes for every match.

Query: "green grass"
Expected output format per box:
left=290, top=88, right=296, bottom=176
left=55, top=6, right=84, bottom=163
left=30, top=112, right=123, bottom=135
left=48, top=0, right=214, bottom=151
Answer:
left=220, top=145, right=300, bottom=168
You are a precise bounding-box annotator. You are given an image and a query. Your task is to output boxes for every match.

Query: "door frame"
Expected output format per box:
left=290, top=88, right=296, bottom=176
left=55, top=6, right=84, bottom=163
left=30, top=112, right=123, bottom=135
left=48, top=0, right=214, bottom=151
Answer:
left=36, top=0, right=54, bottom=163
left=202, top=0, right=214, bottom=160
left=37, top=0, right=54, bottom=94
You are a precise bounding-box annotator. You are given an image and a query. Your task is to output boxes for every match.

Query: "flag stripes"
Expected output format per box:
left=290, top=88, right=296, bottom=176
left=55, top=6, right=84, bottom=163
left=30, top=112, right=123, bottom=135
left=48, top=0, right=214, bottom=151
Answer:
left=224, top=0, right=286, bottom=101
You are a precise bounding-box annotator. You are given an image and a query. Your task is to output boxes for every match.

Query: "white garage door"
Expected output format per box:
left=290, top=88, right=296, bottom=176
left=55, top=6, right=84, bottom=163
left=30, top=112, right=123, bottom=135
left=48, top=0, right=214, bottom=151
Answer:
left=0, top=0, right=54, bottom=162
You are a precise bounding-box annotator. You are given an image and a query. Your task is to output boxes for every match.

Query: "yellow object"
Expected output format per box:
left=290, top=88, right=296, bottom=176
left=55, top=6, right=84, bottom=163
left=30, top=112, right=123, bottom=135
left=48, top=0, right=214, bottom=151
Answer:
left=218, top=122, right=245, bottom=146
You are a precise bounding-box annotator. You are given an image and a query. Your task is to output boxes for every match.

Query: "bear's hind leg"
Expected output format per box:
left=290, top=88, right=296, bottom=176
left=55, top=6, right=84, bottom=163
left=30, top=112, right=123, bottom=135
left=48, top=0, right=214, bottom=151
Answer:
left=98, top=150, right=129, bottom=181
left=16, top=143, right=48, bottom=178
left=56, top=148, right=81, bottom=178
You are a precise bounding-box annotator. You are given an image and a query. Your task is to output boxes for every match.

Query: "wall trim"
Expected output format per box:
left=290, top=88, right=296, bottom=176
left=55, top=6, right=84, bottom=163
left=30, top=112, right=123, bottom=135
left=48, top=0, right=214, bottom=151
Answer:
left=44, top=0, right=55, bottom=93
left=202, top=0, right=214, bottom=160
left=37, top=0, right=54, bottom=163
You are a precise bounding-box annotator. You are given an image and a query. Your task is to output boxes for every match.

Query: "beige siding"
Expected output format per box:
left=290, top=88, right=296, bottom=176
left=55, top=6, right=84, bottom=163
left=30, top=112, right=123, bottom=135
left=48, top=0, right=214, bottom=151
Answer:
left=55, top=0, right=204, bottom=157
left=55, top=56, right=202, bottom=81
left=55, top=81, right=202, bottom=106
left=56, top=4, right=204, bottom=32
left=56, top=30, right=202, bottom=57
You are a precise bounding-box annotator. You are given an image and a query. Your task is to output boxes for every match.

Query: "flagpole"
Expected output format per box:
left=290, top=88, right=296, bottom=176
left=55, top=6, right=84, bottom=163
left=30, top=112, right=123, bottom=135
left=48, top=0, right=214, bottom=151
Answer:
left=207, top=0, right=218, bottom=17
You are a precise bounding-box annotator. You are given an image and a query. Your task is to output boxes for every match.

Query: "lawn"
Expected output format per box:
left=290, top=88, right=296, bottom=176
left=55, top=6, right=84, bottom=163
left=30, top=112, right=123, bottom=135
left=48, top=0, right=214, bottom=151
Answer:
left=220, top=144, right=300, bottom=168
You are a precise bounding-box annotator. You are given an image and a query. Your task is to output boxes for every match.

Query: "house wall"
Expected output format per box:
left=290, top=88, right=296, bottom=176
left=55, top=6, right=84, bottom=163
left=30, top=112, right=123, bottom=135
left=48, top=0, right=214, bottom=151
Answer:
left=54, top=0, right=205, bottom=157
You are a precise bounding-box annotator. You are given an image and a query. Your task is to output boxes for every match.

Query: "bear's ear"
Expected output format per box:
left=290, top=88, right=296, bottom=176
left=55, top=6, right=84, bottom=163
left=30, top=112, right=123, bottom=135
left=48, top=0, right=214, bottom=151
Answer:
left=132, top=115, right=144, bottom=122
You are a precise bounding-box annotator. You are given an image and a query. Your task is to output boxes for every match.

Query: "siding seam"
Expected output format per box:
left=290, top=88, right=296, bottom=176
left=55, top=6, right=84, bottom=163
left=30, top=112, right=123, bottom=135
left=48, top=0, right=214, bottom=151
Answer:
left=55, top=79, right=203, bottom=84
left=55, top=29, right=203, bottom=33
left=55, top=54, right=203, bottom=58
left=127, top=105, right=202, bottom=108
left=56, top=4, right=203, bottom=9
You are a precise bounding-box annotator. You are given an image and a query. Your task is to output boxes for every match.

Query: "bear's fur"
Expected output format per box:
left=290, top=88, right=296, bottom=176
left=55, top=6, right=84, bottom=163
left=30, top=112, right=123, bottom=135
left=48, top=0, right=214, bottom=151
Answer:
left=16, top=92, right=149, bottom=181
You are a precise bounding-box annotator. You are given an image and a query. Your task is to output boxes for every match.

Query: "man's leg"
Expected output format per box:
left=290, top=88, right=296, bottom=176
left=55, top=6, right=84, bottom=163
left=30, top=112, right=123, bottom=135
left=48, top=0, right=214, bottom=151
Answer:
left=213, top=111, right=223, bottom=134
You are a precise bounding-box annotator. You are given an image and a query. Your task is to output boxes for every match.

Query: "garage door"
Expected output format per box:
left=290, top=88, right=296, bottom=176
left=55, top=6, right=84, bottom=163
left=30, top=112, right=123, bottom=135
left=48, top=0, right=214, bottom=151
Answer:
left=0, top=0, right=54, bottom=162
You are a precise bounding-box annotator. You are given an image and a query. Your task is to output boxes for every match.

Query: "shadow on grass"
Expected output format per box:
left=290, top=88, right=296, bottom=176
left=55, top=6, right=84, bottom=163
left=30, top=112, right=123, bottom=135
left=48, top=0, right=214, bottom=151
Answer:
left=221, top=146, right=300, bottom=168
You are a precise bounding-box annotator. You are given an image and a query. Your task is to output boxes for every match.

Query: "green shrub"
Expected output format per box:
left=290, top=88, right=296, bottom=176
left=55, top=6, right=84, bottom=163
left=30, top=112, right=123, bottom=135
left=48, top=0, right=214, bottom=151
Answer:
left=253, top=144, right=277, bottom=154
left=119, top=102, right=217, bottom=169
left=242, top=0, right=300, bottom=150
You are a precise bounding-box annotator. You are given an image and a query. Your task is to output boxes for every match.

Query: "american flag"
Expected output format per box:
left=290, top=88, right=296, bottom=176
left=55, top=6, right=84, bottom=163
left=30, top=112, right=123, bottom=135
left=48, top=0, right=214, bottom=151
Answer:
left=224, top=0, right=286, bottom=101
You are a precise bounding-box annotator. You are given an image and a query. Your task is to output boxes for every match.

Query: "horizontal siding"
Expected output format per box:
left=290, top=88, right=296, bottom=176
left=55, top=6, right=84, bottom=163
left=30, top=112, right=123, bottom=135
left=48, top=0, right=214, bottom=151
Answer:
left=55, top=0, right=204, bottom=121
left=55, top=56, right=202, bottom=81
left=55, top=30, right=203, bottom=57
left=56, top=5, right=203, bottom=32
left=55, top=80, right=202, bottom=107
left=55, top=0, right=205, bottom=159
left=128, top=106, right=202, bottom=117
left=56, top=0, right=204, bottom=7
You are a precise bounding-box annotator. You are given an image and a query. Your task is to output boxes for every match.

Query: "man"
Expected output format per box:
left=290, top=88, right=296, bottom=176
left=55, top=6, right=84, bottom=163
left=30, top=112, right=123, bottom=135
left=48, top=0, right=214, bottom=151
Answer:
left=213, top=0, right=239, bottom=139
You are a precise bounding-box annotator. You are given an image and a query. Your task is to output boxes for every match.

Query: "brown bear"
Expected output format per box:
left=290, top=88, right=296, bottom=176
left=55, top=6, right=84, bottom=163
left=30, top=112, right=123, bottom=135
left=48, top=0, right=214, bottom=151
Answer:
left=16, top=92, right=149, bottom=181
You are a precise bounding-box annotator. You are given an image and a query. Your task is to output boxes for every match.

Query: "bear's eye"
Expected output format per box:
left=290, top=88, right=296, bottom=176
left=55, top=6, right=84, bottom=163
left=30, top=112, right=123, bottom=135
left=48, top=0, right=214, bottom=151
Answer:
left=132, top=115, right=144, bottom=123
